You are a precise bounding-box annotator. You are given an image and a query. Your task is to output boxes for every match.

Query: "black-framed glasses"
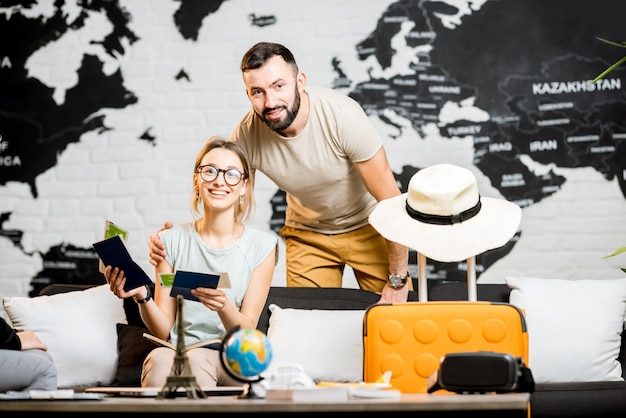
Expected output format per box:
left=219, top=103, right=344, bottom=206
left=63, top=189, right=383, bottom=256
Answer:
left=197, top=165, right=246, bottom=186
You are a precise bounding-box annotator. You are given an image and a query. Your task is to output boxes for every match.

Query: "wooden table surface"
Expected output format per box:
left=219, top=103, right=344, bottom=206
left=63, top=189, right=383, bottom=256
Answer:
left=0, top=392, right=530, bottom=415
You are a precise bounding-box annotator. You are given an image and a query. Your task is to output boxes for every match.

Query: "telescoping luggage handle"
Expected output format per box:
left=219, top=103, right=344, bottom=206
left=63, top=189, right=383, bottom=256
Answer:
left=417, top=252, right=477, bottom=302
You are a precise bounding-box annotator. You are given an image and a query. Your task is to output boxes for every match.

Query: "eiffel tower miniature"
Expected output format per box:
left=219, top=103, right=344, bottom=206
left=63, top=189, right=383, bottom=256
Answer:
left=157, top=295, right=206, bottom=399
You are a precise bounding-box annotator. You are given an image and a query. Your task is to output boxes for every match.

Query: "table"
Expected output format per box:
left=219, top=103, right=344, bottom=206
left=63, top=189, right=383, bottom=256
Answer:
left=0, top=392, right=530, bottom=416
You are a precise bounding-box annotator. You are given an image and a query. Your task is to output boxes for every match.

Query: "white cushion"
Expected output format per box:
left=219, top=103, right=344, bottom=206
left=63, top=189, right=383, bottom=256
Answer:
left=3, top=284, right=127, bottom=387
left=265, top=304, right=364, bottom=382
left=505, top=276, right=626, bottom=383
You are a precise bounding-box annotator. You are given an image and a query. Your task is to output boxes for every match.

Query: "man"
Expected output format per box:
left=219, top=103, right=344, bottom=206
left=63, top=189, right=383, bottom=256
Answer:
left=150, top=42, right=409, bottom=303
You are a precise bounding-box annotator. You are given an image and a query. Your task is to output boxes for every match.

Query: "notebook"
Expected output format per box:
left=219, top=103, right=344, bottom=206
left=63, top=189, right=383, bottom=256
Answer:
left=84, top=386, right=245, bottom=398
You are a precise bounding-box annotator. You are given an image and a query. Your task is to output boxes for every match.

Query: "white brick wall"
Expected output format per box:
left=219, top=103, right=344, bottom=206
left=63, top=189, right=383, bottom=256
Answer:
left=1, top=0, right=625, bottom=315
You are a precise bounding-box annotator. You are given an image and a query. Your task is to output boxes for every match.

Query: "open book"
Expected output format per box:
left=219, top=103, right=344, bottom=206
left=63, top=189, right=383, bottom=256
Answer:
left=142, top=332, right=220, bottom=352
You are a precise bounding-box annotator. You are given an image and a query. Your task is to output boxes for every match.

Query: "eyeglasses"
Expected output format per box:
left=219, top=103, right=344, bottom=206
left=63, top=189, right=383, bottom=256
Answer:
left=197, top=165, right=246, bottom=186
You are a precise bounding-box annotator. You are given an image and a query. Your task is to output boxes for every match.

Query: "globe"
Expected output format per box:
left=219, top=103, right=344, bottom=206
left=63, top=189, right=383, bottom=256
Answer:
left=220, top=326, right=273, bottom=384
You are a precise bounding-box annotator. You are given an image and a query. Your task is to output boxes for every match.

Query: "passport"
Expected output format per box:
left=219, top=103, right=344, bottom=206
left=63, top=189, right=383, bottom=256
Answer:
left=92, top=235, right=152, bottom=291
left=170, top=270, right=225, bottom=302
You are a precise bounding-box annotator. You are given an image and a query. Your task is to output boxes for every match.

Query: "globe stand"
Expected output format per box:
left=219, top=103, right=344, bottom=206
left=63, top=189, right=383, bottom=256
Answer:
left=157, top=295, right=206, bottom=400
left=239, top=382, right=264, bottom=399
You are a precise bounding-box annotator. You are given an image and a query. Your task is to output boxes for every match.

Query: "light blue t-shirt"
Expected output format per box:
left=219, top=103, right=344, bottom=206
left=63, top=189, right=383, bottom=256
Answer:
left=159, top=222, right=278, bottom=346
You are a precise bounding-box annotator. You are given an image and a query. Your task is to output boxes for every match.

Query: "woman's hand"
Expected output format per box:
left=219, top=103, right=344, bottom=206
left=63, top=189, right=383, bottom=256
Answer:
left=104, top=265, right=138, bottom=299
left=191, top=287, right=228, bottom=312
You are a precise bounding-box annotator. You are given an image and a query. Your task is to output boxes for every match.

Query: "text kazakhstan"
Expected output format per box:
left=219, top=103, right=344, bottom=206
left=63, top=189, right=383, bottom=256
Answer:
left=532, top=78, right=621, bottom=94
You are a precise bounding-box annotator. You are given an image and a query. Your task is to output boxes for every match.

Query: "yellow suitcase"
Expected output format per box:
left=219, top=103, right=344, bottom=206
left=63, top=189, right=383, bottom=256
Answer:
left=363, top=254, right=528, bottom=394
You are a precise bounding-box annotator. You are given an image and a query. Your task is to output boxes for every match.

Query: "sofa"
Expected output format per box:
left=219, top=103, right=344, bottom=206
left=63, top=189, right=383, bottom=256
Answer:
left=6, top=279, right=626, bottom=418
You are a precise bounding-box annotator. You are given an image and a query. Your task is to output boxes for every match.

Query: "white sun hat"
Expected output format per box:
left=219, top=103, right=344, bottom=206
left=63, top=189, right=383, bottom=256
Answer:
left=369, top=163, right=522, bottom=262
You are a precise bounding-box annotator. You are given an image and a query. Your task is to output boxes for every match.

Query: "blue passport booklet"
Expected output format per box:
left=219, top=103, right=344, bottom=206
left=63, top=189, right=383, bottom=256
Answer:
left=170, top=270, right=222, bottom=302
left=92, top=235, right=152, bottom=291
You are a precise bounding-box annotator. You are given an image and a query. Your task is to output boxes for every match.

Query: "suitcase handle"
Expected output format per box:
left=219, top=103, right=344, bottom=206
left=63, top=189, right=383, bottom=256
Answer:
left=417, top=253, right=477, bottom=301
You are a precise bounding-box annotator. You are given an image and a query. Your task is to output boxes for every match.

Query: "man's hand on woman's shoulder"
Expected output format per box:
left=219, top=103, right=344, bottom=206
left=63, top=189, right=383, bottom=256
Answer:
left=148, top=221, right=173, bottom=266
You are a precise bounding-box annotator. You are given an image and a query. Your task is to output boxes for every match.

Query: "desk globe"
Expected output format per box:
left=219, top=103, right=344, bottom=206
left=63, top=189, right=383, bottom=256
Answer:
left=220, top=325, right=272, bottom=398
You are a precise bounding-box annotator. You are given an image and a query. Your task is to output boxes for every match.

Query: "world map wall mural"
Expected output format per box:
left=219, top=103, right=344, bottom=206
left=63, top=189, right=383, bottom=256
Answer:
left=0, top=0, right=625, bottom=302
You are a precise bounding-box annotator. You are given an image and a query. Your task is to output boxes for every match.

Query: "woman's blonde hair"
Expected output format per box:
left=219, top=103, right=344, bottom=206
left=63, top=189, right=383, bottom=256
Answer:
left=191, top=136, right=254, bottom=223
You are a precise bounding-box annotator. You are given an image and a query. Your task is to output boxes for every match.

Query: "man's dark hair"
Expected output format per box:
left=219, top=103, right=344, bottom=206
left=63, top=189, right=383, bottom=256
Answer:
left=240, top=42, right=299, bottom=74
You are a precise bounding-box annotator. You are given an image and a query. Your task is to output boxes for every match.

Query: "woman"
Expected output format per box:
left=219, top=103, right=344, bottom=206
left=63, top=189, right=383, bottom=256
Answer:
left=104, top=136, right=277, bottom=387
left=0, top=317, right=57, bottom=392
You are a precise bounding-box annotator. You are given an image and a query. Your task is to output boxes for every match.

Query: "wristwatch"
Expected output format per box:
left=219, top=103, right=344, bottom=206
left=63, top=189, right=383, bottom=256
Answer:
left=388, top=273, right=409, bottom=290
left=133, top=285, right=153, bottom=304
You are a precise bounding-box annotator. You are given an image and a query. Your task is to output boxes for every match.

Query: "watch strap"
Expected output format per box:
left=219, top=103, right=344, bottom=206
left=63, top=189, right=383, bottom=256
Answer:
left=134, top=285, right=152, bottom=304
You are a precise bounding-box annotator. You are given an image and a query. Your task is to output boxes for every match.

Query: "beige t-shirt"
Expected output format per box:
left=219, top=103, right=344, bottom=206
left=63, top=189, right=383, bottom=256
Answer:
left=231, top=85, right=383, bottom=234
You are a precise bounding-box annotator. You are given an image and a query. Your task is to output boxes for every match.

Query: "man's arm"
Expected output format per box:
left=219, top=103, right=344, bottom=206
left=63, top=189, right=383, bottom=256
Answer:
left=148, top=221, right=173, bottom=266
left=16, top=331, right=48, bottom=351
left=0, top=317, right=21, bottom=350
left=1, top=317, right=47, bottom=351
left=353, top=147, right=410, bottom=303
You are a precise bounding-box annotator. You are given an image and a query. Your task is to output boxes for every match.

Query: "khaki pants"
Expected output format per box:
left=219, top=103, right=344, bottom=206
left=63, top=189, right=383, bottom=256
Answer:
left=141, top=346, right=242, bottom=388
left=280, top=224, right=389, bottom=292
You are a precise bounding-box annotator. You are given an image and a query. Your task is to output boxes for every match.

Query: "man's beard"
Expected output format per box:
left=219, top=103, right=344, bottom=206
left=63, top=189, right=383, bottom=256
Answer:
left=259, top=88, right=301, bottom=132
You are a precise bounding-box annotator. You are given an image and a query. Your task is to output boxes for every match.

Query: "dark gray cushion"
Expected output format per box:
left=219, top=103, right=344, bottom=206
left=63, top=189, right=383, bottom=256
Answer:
left=112, top=323, right=153, bottom=386
left=531, top=381, right=626, bottom=418
left=428, top=281, right=510, bottom=302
